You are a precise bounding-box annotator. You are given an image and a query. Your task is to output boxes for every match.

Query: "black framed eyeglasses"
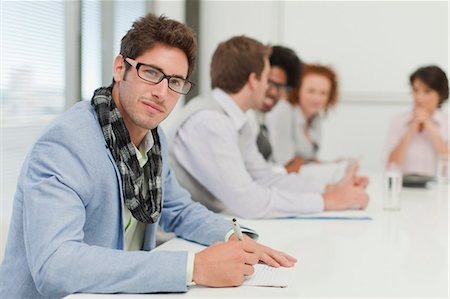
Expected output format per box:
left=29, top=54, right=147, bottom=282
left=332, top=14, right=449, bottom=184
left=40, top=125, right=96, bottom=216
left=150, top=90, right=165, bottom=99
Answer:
left=124, top=57, right=194, bottom=95
left=268, top=79, right=292, bottom=95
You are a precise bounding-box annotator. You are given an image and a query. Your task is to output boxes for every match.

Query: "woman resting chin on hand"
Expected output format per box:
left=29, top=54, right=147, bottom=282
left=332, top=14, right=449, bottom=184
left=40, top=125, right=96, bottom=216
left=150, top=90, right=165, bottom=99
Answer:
left=386, top=65, right=449, bottom=177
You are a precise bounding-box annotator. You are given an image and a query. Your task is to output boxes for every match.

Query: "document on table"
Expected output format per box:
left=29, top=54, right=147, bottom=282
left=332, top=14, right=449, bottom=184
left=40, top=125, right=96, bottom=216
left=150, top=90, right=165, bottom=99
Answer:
left=285, top=209, right=372, bottom=220
left=243, top=264, right=294, bottom=288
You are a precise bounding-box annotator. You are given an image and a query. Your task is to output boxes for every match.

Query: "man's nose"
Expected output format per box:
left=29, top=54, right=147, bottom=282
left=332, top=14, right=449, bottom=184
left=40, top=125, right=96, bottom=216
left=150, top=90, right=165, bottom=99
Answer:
left=267, top=85, right=279, bottom=98
left=150, top=78, right=169, bottom=101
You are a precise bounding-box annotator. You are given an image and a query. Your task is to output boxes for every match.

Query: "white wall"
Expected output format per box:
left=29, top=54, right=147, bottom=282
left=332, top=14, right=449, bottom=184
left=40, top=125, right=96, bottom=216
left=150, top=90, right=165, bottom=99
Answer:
left=282, top=1, right=448, bottom=101
left=152, top=0, right=185, bottom=22
left=197, top=0, right=449, bottom=172
left=199, top=0, right=282, bottom=95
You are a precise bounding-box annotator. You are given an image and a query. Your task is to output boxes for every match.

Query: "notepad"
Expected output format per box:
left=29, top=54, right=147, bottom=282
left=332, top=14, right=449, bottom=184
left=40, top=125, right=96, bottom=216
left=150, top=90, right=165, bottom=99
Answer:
left=242, top=264, right=294, bottom=287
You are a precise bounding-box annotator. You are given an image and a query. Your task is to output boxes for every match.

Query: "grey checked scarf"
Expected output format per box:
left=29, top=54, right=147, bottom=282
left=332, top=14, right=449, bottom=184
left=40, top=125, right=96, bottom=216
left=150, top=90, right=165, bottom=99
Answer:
left=91, top=86, right=162, bottom=223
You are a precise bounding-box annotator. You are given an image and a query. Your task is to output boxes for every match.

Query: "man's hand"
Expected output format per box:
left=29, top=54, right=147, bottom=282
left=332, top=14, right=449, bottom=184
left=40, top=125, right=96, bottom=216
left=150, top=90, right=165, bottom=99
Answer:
left=353, top=175, right=369, bottom=188
left=323, top=183, right=369, bottom=210
left=228, top=233, right=297, bottom=267
left=193, top=241, right=257, bottom=287
left=193, top=235, right=297, bottom=287
left=324, top=164, right=369, bottom=210
left=343, top=159, right=369, bottom=189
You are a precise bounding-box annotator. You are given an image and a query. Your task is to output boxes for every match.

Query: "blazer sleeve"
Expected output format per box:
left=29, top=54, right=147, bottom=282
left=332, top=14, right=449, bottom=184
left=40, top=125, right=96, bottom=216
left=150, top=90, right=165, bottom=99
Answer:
left=22, top=128, right=191, bottom=297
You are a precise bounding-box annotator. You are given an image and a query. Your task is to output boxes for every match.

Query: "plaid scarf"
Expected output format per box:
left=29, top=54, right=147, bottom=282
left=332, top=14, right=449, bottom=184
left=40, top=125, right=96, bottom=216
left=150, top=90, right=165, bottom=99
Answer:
left=91, top=86, right=162, bottom=223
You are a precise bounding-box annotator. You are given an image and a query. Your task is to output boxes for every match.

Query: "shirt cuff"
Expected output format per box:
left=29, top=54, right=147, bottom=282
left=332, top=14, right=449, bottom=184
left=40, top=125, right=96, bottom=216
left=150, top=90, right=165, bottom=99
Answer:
left=186, top=252, right=196, bottom=286
left=272, top=164, right=288, bottom=174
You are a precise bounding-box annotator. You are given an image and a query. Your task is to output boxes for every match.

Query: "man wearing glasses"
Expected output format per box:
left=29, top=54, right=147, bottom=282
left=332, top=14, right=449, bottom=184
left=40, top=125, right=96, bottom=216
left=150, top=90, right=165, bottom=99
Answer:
left=248, top=46, right=305, bottom=173
left=0, top=14, right=296, bottom=298
left=168, top=36, right=369, bottom=218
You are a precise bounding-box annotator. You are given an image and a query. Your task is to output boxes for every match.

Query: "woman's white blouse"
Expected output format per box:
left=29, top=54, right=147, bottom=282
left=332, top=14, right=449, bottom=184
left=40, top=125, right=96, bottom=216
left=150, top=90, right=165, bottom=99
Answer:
left=266, top=100, right=322, bottom=165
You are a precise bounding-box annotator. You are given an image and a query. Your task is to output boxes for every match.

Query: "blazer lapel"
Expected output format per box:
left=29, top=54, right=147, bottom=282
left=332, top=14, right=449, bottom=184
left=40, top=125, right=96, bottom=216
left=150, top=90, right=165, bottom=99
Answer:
left=106, top=146, right=126, bottom=250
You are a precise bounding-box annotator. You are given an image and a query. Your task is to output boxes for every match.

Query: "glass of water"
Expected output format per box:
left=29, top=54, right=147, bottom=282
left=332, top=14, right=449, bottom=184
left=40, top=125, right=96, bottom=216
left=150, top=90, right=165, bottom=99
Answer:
left=436, top=154, right=450, bottom=185
left=383, top=170, right=402, bottom=211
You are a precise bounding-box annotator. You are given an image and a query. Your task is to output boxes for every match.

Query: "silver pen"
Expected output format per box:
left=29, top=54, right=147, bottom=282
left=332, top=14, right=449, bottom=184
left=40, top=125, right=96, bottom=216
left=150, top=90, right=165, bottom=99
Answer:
left=232, top=218, right=244, bottom=241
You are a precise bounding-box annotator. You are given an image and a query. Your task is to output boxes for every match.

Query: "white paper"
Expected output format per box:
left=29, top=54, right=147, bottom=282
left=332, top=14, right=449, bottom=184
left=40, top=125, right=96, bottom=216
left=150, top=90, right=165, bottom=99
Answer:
left=290, top=209, right=371, bottom=220
left=242, top=264, right=294, bottom=287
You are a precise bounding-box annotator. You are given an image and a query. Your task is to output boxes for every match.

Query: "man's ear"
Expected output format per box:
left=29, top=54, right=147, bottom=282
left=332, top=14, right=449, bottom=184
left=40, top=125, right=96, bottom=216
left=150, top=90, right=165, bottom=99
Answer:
left=247, top=72, right=258, bottom=91
left=113, top=55, right=126, bottom=83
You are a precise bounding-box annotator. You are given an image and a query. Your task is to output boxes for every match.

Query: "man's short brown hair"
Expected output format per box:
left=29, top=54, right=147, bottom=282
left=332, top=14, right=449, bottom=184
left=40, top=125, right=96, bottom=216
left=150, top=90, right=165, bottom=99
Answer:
left=120, top=13, right=197, bottom=79
left=210, top=36, right=271, bottom=93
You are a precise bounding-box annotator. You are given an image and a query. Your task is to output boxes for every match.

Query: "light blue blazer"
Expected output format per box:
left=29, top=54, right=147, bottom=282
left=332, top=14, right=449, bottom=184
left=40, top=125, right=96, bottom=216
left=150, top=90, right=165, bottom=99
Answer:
left=0, top=101, right=232, bottom=298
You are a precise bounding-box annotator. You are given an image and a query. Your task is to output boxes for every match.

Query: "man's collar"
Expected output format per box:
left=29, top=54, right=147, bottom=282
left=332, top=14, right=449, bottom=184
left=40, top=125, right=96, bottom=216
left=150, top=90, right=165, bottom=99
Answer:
left=132, top=131, right=154, bottom=167
left=140, top=130, right=155, bottom=153
left=211, top=88, right=247, bottom=131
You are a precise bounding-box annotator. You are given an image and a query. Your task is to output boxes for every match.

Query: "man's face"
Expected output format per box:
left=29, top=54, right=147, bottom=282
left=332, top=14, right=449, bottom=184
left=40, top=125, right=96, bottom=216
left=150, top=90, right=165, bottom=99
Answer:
left=112, top=43, right=189, bottom=134
left=251, top=58, right=271, bottom=111
left=261, top=66, right=288, bottom=113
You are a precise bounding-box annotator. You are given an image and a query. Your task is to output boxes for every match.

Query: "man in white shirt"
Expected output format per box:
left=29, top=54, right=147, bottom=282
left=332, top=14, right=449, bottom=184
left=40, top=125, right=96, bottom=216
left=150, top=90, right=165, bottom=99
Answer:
left=168, top=36, right=369, bottom=219
left=249, top=46, right=369, bottom=186
left=247, top=45, right=306, bottom=173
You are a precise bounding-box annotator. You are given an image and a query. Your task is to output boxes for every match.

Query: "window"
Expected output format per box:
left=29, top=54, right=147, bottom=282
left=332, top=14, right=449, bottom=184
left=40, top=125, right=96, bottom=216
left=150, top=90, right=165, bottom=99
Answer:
left=113, top=1, right=146, bottom=56
left=81, top=0, right=102, bottom=101
left=80, top=0, right=146, bottom=100
left=1, top=1, right=65, bottom=120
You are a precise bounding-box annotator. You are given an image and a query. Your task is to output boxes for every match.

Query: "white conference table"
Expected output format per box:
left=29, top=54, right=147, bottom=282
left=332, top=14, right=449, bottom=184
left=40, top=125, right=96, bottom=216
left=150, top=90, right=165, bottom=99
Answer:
left=67, top=175, right=448, bottom=298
